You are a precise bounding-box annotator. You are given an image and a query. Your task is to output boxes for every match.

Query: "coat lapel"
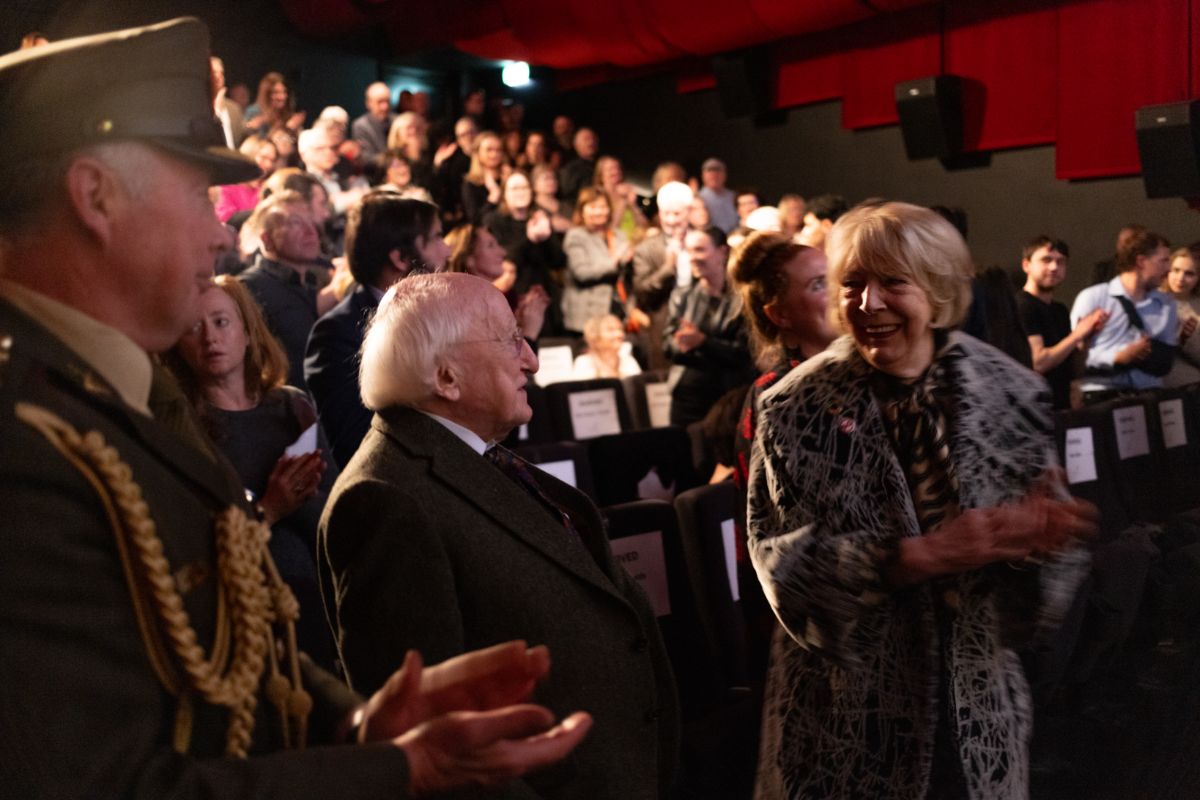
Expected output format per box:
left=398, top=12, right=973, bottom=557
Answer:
left=376, top=408, right=632, bottom=608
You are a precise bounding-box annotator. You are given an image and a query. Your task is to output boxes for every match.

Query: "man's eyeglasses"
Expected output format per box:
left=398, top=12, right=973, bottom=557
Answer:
left=459, top=328, right=526, bottom=358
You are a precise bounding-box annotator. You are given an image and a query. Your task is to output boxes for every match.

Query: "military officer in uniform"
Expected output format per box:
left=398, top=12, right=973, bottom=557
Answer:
left=0, top=18, right=589, bottom=799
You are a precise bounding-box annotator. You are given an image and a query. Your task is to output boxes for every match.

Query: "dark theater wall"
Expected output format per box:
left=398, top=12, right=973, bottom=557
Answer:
left=548, top=72, right=1198, bottom=303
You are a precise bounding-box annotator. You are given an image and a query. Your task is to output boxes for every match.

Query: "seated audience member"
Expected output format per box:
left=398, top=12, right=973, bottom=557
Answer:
left=1162, top=245, right=1200, bottom=387
left=483, top=171, right=564, bottom=302
left=320, top=272, right=680, bottom=800
left=214, top=136, right=277, bottom=223
left=777, top=193, right=806, bottom=238
left=730, top=205, right=782, bottom=249
left=210, top=56, right=245, bottom=149
left=663, top=225, right=755, bottom=426
left=447, top=223, right=551, bottom=342
left=351, top=81, right=395, bottom=164
left=594, top=155, right=647, bottom=242
left=167, top=277, right=336, bottom=669
left=462, top=131, right=509, bottom=225
left=551, top=113, right=576, bottom=159
left=728, top=232, right=836, bottom=676
left=246, top=70, right=305, bottom=137
left=533, top=163, right=572, bottom=232
left=573, top=313, right=642, bottom=379
left=562, top=187, right=633, bottom=335
left=249, top=168, right=334, bottom=263
left=299, top=125, right=368, bottom=217
left=633, top=181, right=693, bottom=371
left=240, top=191, right=323, bottom=390
left=315, top=106, right=360, bottom=177
left=268, top=125, right=299, bottom=168
left=1017, top=235, right=1108, bottom=409
left=0, top=19, right=588, bottom=799
left=559, top=126, right=598, bottom=205
left=503, top=129, right=523, bottom=165
left=371, top=149, right=433, bottom=202
left=735, top=190, right=760, bottom=228
left=698, top=158, right=738, bottom=233
left=1071, top=229, right=1177, bottom=403
left=796, top=193, right=849, bottom=250
left=386, top=111, right=434, bottom=190
left=306, top=195, right=450, bottom=468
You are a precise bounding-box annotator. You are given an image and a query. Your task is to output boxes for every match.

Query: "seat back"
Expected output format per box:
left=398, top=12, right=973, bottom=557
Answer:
left=622, top=369, right=672, bottom=430
left=586, top=427, right=701, bottom=506
left=1055, top=401, right=1131, bottom=540
left=514, top=440, right=597, bottom=502
left=544, top=379, right=634, bottom=441
left=674, top=481, right=749, bottom=687
left=1155, top=385, right=1200, bottom=516
left=603, top=499, right=723, bottom=712
left=533, top=337, right=581, bottom=387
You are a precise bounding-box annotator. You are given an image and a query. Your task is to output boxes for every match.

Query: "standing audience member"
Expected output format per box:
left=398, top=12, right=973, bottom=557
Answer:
left=698, top=158, right=738, bottom=233
left=559, top=127, right=598, bottom=205
left=446, top=223, right=552, bottom=342
left=520, top=130, right=552, bottom=171
left=1071, top=229, right=1177, bottom=403
left=1016, top=236, right=1108, bottom=409
left=320, top=272, right=679, bottom=800
left=561, top=187, right=633, bottom=335
left=533, top=163, right=573, bottom=232
left=633, top=181, right=694, bottom=371
left=351, top=81, right=395, bottom=163
left=594, top=155, right=647, bottom=242
left=386, top=111, right=434, bottom=190
left=663, top=225, right=755, bottom=426
left=432, top=116, right=476, bottom=225
left=210, top=56, right=245, bottom=149
left=0, top=19, right=590, bottom=799
left=1162, top=245, right=1200, bottom=387
left=728, top=232, right=837, bottom=674
left=245, top=70, right=305, bottom=137
left=372, top=149, right=434, bottom=202
left=240, top=191, right=323, bottom=390
left=462, top=131, right=508, bottom=225
left=305, top=195, right=450, bottom=468
left=748, top=201, right=1094, bottom=799
left=484, top=171, right=564, bottom=304
left=167, top=277, right=336, bottom=669
left=797, top=193, right=849, bottom=250
left=778, top=193, right=806, bottom=238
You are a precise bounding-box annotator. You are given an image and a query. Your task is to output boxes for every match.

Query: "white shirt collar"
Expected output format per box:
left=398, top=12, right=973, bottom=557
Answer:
left=419, top=410, right=491, bottom=455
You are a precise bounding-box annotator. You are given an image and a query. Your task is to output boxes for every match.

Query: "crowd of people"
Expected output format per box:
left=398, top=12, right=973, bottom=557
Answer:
left=3, top=15, right=1199, bottom=800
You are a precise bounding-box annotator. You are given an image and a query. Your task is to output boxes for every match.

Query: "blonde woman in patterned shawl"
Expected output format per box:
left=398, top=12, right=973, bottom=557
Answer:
left=747, top=201, right=1096, bottom=799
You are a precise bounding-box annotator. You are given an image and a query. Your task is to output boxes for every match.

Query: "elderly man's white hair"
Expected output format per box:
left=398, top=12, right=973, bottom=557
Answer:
left=656, top=181, right=693, bottom=211
left=359, top=272, right=478, bottom=410
left=318, top=105, right=349, bottom=125
left=296, top=126, right=328, bottom=157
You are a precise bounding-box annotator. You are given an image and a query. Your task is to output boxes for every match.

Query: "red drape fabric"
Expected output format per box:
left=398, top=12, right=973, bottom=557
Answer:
left=840, top=7, right=941, bottom=129
left=772, top=35, right=843, bottom=109
left=1056, top=0, right=1191, bottom=179
left=944, top=1, right=1057, bottom=152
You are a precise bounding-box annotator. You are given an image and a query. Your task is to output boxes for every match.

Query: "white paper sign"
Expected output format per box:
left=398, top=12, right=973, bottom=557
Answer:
left=567, top=388, right=622, bottom=440
left=284, top=423, right=318, bottom=456
left=1064, top=427, right=1098, bottom=484
left=1113, top=406, right=1150, bottom=460
left=535, top=459, right=577, bottom=488
left=534, top=345, right=575, bottom=386
left=610, top=531, right=671, bottom=616
left=1159, top=399, right=1188, bottom=449
left=720, top=518, right=740, bottom=602
left=645, top=382, right=673, bottom=428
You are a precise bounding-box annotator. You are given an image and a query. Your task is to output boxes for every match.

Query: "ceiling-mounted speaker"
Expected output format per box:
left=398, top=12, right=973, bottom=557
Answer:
left=1136, top=101, right=1200, bottom=198
left=712, top=48, right=773, bottom=119
left=895, top=75, right=963, bottom=160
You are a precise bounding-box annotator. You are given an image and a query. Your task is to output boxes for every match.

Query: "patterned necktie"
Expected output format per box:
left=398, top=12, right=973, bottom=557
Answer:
left=485, top=445, right=582, bottom=542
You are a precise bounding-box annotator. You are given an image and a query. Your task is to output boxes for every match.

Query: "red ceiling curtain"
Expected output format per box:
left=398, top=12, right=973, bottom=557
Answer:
left=772, top=34, right=844, bottom=109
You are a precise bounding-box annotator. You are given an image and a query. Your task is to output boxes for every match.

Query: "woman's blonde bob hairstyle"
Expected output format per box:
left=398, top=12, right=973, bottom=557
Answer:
left=826, top=201, right=974, bottom=332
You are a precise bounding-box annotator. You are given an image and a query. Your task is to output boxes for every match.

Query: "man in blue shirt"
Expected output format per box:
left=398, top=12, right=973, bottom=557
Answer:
left=1070, top=229, right=1176, bottom=402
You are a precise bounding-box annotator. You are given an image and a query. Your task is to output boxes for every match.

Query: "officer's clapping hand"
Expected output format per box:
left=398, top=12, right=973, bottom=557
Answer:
left=350, top=641, right=592, bottom=794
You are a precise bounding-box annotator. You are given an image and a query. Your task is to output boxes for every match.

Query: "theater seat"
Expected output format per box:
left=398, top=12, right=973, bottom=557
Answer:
left=543, top=378, right=635, bottom=441
left=622, top=369, right=672, bottom=430
left=586, top=427, right=700, bottom=507
left=514, top=440, right=597, bottom=502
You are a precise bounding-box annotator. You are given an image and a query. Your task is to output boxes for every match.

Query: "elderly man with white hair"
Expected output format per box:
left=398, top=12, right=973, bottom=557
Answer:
left=632, top=180, right=694, bottom=370
left=299, top=124, right=367, bottom=215
left=320, top=272, right=680, bottom=800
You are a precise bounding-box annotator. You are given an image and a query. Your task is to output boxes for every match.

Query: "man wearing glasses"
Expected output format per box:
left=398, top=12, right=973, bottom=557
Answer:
left=320, top=272, right=680, bottom=800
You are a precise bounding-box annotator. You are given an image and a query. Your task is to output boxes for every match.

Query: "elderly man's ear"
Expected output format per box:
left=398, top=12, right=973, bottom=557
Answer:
left=432, top=360, right=461, bottom=402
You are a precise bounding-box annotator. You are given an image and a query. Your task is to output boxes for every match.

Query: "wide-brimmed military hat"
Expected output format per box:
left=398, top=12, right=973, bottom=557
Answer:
left=0, top=17, right=258, bottom=184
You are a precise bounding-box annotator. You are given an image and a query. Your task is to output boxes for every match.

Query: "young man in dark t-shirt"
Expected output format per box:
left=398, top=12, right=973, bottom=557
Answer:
left=1016, top=236, right=1109, bottom=408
